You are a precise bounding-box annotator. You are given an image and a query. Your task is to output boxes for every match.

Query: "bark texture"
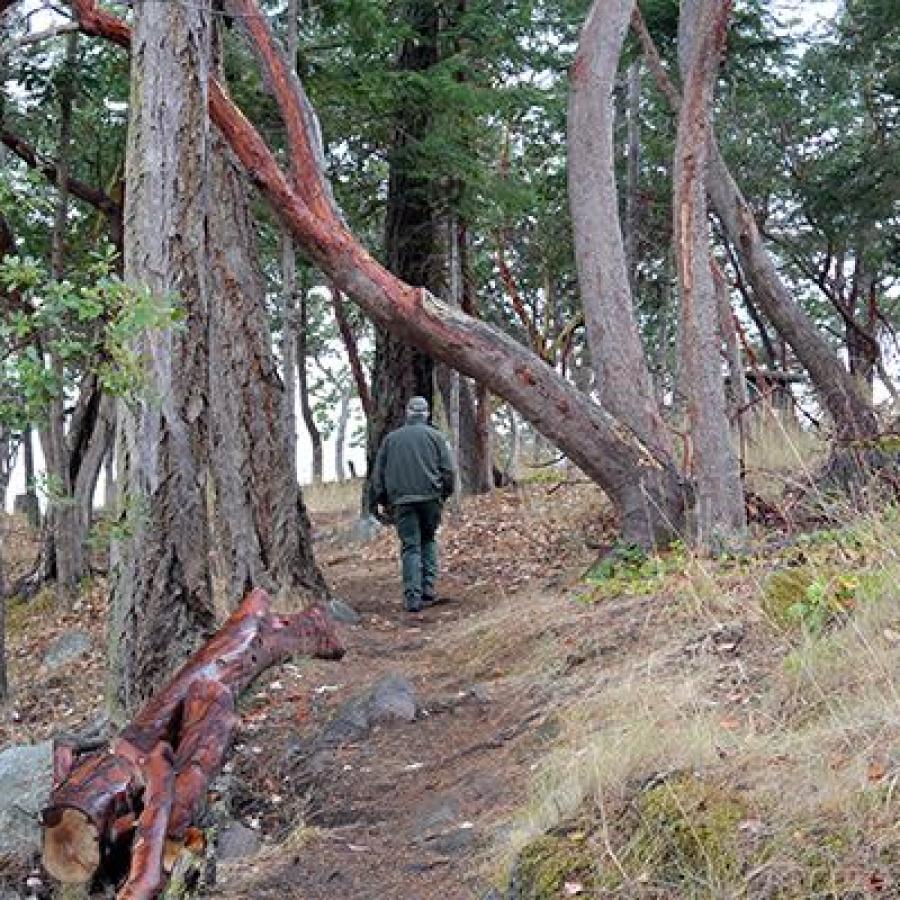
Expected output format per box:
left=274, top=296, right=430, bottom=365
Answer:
left=569, top=0, right=674, bottom=466
left=674, top=0, right=745, bottom=543
left=108, top=0, right=215, bottom=719
left=207, top=131, right=327, bottom=602
left=632, top=6, right=878, bottom=441
left=365, top=0, right=440, bottom=504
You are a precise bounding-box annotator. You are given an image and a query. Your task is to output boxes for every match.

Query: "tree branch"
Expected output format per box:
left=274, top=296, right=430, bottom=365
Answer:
left=1, top=128, right=122, bottom=222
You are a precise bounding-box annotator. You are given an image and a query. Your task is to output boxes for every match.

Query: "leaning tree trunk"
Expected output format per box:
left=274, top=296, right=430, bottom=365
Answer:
left=674, top=0, right=745, bottom=545
left=72, top=0, right=689, bottom=548
left=632, top=6, right=878, bottom=442
left=365, top=0, right=440, bottom=509
left=42, top=589, right=344, bottom=895
left=207, top=128, right=327, bottom=603
left=108, top=0, right=215, bottom=720
left=569, top=0, right=676, bottom=468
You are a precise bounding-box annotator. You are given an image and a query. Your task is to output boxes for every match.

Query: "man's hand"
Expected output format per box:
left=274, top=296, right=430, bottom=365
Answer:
left=373, top=504, right=395, bottom=526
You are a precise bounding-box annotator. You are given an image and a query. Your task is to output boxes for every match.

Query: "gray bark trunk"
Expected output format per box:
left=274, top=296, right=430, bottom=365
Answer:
left=109, top=0, right=215, bottom=719
left=334, top=384, right=351, bottom=482
left=632, top=5, right=877, bottom=442
left=625, top=59, right=641, bottom=293
left=707, top=144, right=877, bottom=441
left=207, top=130, right=327, bottom=603
left=714, top=265, right=749, bottom=421
left=22, top=425, right=38, bottom=526
left=568, top=0, right=675, bottom=466
left=675, top=0, right=745, bottom=544
left=46, top=32, right=81, bottom=604
left=298, top=286, right=324, bottom=484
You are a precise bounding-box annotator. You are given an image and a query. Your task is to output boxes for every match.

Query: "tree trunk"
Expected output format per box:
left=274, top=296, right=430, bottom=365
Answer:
left=625, top=59, right=642, bottom=293
left=714, top=263, right=749, bottom=421
left=569, top=0, right=675, bottom=467
left=331, top=287, right=372, bottom=419
left=298, top=284, right=324, bottom=484
left=108, top=0, right=215, bottom=720
left=674, top=0, right=745, bottom=545
left=365, top=0, right=440, bottom=509
left=46, top=31, right=81, bottom=604
left=22, top=424, right=39, bottom=527
left=43, top=589, right=344, bottom=892
left=632, top=5, right=878, bottom=442
left=280, top=0, right=300, bottom=475
left=334, top=383, right=351, bottom=482
left=207, top=128, right=327, bottom=603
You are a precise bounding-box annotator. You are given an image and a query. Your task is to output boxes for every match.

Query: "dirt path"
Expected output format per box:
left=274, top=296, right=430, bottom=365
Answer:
left=214, top=560, right=542, bottom=899
left=213, top=488, right=614, bottom=899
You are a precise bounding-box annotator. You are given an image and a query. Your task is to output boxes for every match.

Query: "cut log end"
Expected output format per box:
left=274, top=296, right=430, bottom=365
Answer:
left=42, top=807, right=100, bottom=884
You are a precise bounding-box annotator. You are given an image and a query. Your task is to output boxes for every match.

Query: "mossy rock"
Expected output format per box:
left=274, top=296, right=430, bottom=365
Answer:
left=625, top=774, right=746, bottom=891
left=508, top=830, right=597, bottom=899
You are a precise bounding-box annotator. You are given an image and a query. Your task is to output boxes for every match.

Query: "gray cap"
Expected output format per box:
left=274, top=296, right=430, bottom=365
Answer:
left=406, top=396, right=429, bottom=419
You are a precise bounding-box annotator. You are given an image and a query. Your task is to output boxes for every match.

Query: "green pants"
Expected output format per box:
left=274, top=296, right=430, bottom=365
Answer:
left=395, top=499, right=442, bottom=604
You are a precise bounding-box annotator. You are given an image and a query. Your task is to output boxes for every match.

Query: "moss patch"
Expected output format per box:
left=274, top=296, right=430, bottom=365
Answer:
left=621, top=774, right=746, bottom=892
left=510, top=830, right=597, bottom=899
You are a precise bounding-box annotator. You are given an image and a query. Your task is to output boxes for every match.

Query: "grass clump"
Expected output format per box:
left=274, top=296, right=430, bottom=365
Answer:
left=620, top=774, right=746, bottom=892
left=510, top=830, right=597, bottom=899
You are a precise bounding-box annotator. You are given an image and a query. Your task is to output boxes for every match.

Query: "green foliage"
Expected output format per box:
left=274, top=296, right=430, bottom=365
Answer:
left=582, top=542, right=687, bottom=601
left=0, top=249, right=182, bottom=430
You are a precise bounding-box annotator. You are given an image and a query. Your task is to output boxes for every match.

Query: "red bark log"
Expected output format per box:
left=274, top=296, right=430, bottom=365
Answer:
left=117, top=743, right=175, bottom=900
left=42, top=589, right=343, bottom=892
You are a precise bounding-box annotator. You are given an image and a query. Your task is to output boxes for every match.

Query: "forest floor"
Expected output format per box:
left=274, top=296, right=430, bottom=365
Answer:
left=4, top=456, right=900, bottom=899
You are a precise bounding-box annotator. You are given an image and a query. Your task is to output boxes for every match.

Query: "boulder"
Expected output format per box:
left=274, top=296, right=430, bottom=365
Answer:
left=0, top=741, right=53, bottom=858
left=369, top=673, right=417, bottom=724
left=43, top=631, right=92, bottom=669
left=216, top=822, right=261, bottom=862
left=327, top=598, right=361, bottom=625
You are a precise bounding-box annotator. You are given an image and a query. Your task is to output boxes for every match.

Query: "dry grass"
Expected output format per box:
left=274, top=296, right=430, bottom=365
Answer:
left=303, top=478, right=362, bottom=517
left=494, top=496, right=900, bottom=896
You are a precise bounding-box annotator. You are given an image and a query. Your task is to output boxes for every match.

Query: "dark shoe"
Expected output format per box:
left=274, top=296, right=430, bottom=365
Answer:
left=421, top=594, right=439, bottom=607
left=404, top=597, right=423, bottom=613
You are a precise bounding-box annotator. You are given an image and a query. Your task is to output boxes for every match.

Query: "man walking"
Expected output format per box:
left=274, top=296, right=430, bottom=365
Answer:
left=369, top=396, right=455, bottom=613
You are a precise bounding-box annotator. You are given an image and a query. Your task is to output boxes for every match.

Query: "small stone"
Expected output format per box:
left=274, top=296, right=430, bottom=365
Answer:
left=43, top=631, right=92, bottom=669
left=0, top=741, right=53, bottom=857
left=327, top=598, right=362, bottom=625
left=217, top=822, right=261, bottom=861
left=369, top=673, right=417, bottom=724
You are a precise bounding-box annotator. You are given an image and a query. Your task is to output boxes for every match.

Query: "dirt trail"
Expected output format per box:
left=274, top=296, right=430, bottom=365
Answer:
left=214, top=488, right=614, bottom=900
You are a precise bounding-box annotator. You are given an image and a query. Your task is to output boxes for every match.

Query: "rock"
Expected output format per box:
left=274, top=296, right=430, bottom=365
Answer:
left=216, top=822, right=261, bottom=862
left=413, top=797, right=461, bottom=836
left=43, top=631, right=91, bottom=669
left=327, top=597, right=361, bottom=625
left=346, top=515, right=383, bottom=545
left=427, top=825, right=475, bottom=855
left=0, top=741, right=53, bottom=857
left=320, top=696, right=372, bottom=746
left=369, top=673, right=417, bottom=724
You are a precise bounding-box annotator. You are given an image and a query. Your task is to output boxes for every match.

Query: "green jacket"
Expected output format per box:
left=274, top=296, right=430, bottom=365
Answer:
left=369, top=419, right=455, bottom=508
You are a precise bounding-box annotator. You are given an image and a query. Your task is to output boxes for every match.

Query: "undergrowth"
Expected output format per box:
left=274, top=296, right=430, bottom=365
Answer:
left=500, top=492, right=900, bottom=898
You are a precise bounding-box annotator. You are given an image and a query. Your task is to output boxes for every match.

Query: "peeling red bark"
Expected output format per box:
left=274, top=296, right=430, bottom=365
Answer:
left=42, top=589, right=343, bottom=892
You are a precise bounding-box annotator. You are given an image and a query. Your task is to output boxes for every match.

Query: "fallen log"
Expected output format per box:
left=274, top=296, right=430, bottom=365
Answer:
left=42, top=588, right=344, bottom=894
